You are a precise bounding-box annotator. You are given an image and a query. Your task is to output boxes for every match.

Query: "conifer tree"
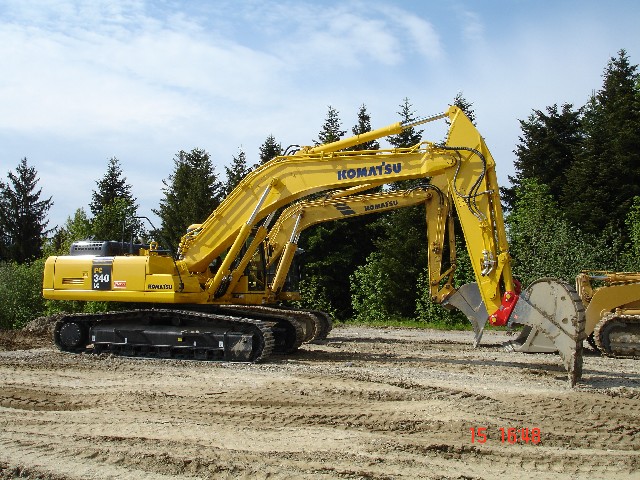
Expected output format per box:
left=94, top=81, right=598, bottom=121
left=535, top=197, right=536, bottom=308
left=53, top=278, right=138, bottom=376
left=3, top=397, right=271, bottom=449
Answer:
left=350, top=104, right=379, bottom=151
left=388, top=97, right=423, bottom=149
left=562, top=49, right=640, bottom=238
left=352, top=95, right=478, bottom=322
left=90, top=157, right=140, bottom=241
left=154, top=148, right=224, bottom=251
left=376, top=98, right=428, bottom=317
left=90, top=157, right=136, bottom=216
left=224, top=148, right=250, bottom=196
left=348, top=98, right=430, bottom=320
left=314, top=105, right=346, bottom=146
left=0, top=158, right=53, bottom=262
left=453, top=91, right=476, bottom=125
left=258, top=135, right=283, bottom=165
left=298, top=105, right=379, bottom=317
left=502, top=103, right=583, bottom=210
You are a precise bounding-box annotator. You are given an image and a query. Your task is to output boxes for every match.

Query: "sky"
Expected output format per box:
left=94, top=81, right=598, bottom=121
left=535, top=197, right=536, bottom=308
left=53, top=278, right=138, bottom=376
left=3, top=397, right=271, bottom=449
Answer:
left=1, top=0, right=639, bottom=231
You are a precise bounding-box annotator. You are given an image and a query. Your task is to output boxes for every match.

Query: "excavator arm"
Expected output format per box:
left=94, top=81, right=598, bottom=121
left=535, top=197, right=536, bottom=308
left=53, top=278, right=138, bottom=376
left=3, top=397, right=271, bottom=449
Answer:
left=259, top=186, right=446, bottom=300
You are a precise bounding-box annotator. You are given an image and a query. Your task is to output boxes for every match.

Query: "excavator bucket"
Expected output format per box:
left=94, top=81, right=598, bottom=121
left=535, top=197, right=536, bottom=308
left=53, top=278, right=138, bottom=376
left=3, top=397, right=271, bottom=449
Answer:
left=507, top=278, right=586, bottom=386
left=448, top=279, right=585, bottom=386
left=442, top=283, right=488, bottom=347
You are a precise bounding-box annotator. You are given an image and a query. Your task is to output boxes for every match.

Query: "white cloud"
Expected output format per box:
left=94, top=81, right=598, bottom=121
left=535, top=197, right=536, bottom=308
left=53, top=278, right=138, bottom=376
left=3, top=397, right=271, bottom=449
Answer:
left=379, top=6, right=443, bottom=61
left=0, top=5, right=289, bottom=140
left=458, top=7, right=484, bottom=44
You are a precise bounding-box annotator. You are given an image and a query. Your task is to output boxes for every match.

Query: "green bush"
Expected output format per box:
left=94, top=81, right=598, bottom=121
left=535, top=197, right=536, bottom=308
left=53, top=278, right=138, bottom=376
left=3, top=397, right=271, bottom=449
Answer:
left=0, top=259, right=48, bottom=329
left=507, top=179, right=618, bottom=285
left=295, top=276, right=337, bottom=319
left=623, top=196, right=640, bottom=271
left=415, top=270, right=468, bottom=328
left=350, top=252, right=391, bottom=323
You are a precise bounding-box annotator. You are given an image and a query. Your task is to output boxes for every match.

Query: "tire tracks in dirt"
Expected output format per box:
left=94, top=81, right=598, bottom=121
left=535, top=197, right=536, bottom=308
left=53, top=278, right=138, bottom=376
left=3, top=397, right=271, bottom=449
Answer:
left=0, top=326, right=639, bottom=479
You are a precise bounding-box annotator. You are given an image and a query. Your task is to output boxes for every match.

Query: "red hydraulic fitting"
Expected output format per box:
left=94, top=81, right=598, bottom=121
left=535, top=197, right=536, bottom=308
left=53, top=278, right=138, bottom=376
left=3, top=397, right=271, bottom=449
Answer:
left=488, top=291, right=519, bottom=327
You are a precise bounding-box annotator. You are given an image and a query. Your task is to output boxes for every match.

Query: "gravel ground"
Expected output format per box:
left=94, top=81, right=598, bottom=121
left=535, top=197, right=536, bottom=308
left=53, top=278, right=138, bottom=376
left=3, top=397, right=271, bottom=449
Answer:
left=0, top=323, right=639, bottom=479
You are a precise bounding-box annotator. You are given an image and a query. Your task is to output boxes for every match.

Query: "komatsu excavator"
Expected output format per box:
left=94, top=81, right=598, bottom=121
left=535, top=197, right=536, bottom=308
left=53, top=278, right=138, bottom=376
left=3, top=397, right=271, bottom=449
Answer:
left=42, top=106, right=586, bottom=385
left=260, top=186, right=441, bottom=300
left=240, top=186, right=640, bottom=361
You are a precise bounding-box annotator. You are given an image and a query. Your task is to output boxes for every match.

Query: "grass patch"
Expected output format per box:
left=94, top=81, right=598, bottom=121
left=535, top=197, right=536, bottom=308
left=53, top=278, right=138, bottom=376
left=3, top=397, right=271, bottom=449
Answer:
left=338, top=317, right=513, bottom=332
left=340, top=317, right=473, bottom=330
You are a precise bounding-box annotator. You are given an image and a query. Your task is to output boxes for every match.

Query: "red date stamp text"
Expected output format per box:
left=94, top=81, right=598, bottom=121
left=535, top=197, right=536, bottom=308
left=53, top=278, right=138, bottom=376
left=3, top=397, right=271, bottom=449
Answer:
left=469, top=427, right=541, bottom=444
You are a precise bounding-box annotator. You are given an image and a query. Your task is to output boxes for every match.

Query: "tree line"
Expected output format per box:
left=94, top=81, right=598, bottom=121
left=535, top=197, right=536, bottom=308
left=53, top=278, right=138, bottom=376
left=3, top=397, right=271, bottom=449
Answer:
left=1, top=49, right=638, bottom=330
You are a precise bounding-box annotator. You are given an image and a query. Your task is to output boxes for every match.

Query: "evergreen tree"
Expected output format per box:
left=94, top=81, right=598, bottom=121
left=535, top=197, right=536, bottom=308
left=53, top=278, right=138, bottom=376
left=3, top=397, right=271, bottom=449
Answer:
left=0, top=193, right=8, bottom=260
left=350, top=98, right=429, bottom=320
left=502, top=104, right=583, bottom=210
left=562, top=49, right=640, bottom=238
left=349, top=104, right=380, bottom=151
left=388, top=97, right=423, bottom=149
left=299, top=217, right=381, bottom=318
left=352, top=95, right=479, bottom=322
left=298, top=105, right=366, bottom=317
left=258, top=135, right=283, bottom=165
left=90, top=157, right=136, bottom=216
left=154, top=148, right=224, bottom=251
left=90, top=157, right=141, bottom=241
left=224, top=148, right=250, bottom=196
left=0, top=158, right=53, bottom=262
left=388, top=97, right=425, bottom=192
left=453, top=91, right=476, bottom=125
left=91, top=198, right=140, bottom=242
left=314, top=105, right=346, bottom=146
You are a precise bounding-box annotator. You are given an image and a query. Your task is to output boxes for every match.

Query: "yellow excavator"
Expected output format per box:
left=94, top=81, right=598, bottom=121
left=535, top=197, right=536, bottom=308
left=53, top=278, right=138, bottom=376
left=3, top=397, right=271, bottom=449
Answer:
left=42, top=106, right=586, bottom=385
left=472, top=271, right=640, bottom=360
left=242, top=186, right=442, bottom=301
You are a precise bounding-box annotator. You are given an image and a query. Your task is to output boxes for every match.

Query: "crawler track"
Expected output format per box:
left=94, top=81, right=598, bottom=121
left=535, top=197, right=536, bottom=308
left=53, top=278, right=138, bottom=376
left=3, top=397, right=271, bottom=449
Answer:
left=53, top=309, right=275, bottom=362
left=213, top=305, right=334, bottom=346
left=594, top=313, right=640, bottom=358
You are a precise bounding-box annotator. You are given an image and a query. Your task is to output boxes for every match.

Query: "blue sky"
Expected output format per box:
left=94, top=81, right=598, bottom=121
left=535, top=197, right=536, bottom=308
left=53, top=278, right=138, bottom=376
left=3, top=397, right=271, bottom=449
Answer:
left=1, top=0, right=639, bottom=230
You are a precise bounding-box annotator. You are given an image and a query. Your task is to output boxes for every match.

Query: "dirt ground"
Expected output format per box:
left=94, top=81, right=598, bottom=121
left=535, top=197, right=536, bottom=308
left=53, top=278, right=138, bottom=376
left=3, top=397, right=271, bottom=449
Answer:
left=0, top=322, right=639, bottom=480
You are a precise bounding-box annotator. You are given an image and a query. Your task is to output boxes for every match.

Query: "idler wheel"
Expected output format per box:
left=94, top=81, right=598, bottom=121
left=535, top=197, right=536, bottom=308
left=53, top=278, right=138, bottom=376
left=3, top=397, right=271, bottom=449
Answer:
left=58, top=322, right=87, bottom=349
